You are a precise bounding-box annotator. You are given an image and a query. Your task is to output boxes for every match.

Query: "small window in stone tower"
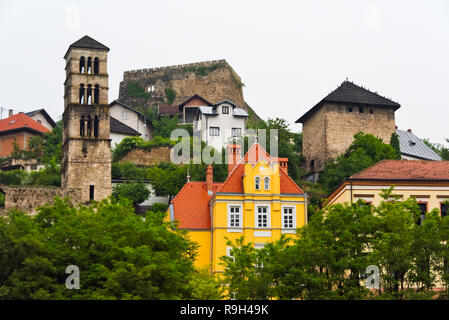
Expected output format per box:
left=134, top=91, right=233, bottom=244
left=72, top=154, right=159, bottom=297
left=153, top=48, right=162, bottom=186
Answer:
left=310, top=159, right=315, bottom=171
left=79, top=56, right=85, bottom=73
left=87, top=57, right=92, bottom=74
left=94, top=85, right=99, bottom=104
left=86, top=84, right=92, bottom=105
left=359, top=107, right=364, bottom=113
left=80, top=115, right=85, bottom=137
left=148, top=85, right=155, bottom=93
left=89, top=185, right=94, bottom=201
left=94, top=116, right=99, bottom=138
left=94, top=57, right=99, bottom=75
left=87, top=115, right=92, bottom=137
left=79, top=84, right=85, bottom=104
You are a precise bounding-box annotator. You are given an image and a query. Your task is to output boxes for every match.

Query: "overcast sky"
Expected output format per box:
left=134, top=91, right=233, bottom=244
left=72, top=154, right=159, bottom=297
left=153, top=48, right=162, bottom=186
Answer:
left=1, top=0, right=448, bottom=144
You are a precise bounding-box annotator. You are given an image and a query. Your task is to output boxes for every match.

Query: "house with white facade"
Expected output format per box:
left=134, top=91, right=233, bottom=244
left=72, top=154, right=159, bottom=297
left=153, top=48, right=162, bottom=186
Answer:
left=110, top=116, right=141, bottom=148
left=25, top=109, right=56, bottom=131
left=109, top=100, right=153, bottom=141
left=194, top=100, right=248, bottom=151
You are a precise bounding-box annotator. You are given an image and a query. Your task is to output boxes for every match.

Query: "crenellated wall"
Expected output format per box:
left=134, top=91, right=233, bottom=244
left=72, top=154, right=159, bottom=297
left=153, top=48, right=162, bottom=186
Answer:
left=118, top=59, right=246, bottom=109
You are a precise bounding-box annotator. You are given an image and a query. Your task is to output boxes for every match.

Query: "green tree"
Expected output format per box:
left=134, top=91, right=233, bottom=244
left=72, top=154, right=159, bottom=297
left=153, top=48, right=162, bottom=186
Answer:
left=319, top=132, right=397, bottom=194
left=390, top=132, right=401, bottom=159
left=112, top=182, right=151, bottom=207
left=423, top=138, right=449, bottom=160
left=0, top=197, right=201, bottom=299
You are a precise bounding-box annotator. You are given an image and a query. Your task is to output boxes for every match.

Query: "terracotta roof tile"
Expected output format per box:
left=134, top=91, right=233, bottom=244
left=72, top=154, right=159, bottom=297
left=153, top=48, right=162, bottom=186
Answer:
left=280, top=167, right=304, bottom=193
left=349, top=160, right=449, bottom=181
left=0, top=113, right=50, bottom=135
left=171, top=181, right=223, bottom=229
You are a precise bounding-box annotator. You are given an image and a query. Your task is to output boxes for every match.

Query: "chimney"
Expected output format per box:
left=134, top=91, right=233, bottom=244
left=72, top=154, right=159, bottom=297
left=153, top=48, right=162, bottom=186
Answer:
left=206, top=165, right=213, bottom=195
left=8, top=109, right=13, bottom=117
left=407, top=129, right=412, bottom=133
left=274, top=157, right=289, bottom=170
left=227, top=144, right=241, bottom=176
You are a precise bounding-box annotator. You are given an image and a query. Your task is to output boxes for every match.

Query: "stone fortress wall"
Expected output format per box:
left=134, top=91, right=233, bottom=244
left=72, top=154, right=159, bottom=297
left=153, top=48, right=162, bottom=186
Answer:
left=118, top=59, right=247, bottom=109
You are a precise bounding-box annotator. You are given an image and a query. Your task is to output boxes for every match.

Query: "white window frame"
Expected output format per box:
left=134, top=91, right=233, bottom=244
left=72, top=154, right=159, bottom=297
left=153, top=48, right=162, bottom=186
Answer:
left=222, top=105, right=229, bottom=114
left=231, top=127, right=242, bottom=137
left=254, top=176, right=261, bottom=191
left=263, top=176, right=270, bottom=190
left=227, top=204, right=243, bottom=232
left=281, top=205, right=296, bottom=233
left=121, top=111, right=128, bottom=120
left=255, top=204, right=271, bottom=229
left=226, top=247, right=235, bottom=262
left=209, top=126, right=220, bottom=136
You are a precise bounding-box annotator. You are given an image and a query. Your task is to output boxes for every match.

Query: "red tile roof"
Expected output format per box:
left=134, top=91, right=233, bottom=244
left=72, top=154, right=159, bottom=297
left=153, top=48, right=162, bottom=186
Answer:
left=0, top=113, right=50, bottom=135
left=171, top=181, right=223, bottom=229
left=280, top=167, right=304, bottom=193
left=349, top=160, right=449, bottom=181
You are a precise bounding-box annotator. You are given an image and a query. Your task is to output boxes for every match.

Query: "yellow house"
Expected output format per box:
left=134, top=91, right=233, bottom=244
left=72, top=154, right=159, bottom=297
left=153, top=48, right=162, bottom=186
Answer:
left=327, top=159, right=449, bottom=219
left=168, top=143, right=307, bottom=274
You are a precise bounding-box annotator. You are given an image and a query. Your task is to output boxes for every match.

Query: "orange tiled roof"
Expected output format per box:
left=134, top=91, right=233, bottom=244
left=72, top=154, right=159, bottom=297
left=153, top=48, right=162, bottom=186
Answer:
left=171, top=181, right=223, bottom=229
left=0, top=113, right=50, bottom=134
left=349, top=159, right=449, bottom=181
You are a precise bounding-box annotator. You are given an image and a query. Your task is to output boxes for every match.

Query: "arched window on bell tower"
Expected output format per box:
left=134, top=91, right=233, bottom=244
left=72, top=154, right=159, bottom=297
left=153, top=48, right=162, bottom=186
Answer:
left=94, top=57, right=99, bottom=75
left=87, top=84, right=92, bottom=105
left=80, top=115, right=85, bottom=137
left=79, top=84, right=85, bottom=104
left=94, top=85, right=99, bottom=104
left=87, top=57, right=92, bottom=74
left=79, top=56, right=85, bottom=73
left=94, top=116, right=99, bottom=138
left=87, top=115, right=92, bottom=137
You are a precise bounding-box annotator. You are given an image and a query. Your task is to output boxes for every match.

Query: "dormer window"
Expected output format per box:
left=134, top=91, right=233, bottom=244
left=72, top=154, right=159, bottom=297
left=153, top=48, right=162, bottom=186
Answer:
left=222, top=106, right=229, bottom=114
left=264, top=177, right=270, bottom=190
left=255, top=177, right=260, bottom=190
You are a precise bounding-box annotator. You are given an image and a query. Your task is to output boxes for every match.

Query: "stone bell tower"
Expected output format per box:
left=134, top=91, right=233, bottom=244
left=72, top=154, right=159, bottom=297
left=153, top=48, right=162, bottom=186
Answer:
left=61, top=35, right=111, bottom=203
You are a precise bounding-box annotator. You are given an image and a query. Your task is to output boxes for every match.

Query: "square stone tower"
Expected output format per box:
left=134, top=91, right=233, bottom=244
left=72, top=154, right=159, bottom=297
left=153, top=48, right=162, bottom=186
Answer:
left=61, top=35, right=111, bottom=203
left=296, top=80, right=401, bottom=176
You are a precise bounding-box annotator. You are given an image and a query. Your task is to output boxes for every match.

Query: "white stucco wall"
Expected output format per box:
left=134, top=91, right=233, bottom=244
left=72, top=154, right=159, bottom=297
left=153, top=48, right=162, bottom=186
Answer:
left=110, top=132, right=131, bottom=149
left=194, top=103, right=247, bottom=151
left=110, top=103, right=152, bottom=140
left=29, top=112, right=55, bottom=131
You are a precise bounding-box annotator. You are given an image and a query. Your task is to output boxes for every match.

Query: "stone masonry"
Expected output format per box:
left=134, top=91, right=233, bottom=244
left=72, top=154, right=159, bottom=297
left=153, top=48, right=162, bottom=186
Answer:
left=1, top=186, right=81, bottom=215
left=119, top=147, right=171, bottom=166
left=118, top=59, right=247, bottom=109
left=61, top=36, right=112, bottom=203
left=302, top=103, right=396, bottom=173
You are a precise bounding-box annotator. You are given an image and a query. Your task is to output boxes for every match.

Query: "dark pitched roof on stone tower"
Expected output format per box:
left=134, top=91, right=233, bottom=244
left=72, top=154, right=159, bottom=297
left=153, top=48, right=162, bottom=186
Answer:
left=296, top=80, right=401, bottom=123
left=64, top=35, right=109, bottom=58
